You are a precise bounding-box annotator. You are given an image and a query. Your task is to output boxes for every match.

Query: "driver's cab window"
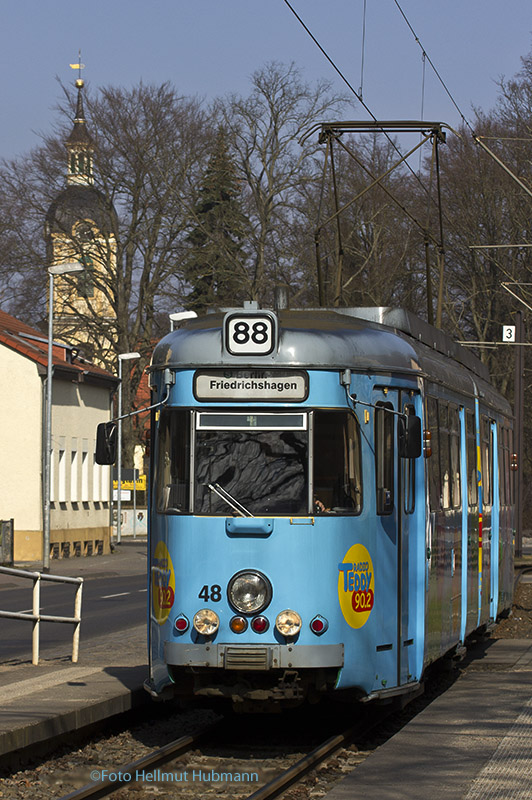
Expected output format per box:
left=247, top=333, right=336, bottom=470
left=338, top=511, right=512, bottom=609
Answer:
left=313, top=410, right=362, bottom=514
left=156, top=409, right=191, bottom=513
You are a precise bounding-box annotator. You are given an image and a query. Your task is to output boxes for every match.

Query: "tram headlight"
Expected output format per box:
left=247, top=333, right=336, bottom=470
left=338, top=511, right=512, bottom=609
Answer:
left=228, top=570, right=272, bottom=615
left=193, top=609, right=220, bottom=636
left=276, top=609, right=302, bottom=637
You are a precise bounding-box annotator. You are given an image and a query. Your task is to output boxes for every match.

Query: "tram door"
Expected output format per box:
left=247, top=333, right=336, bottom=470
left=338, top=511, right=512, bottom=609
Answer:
left=374, top=388, right=420, bottom=689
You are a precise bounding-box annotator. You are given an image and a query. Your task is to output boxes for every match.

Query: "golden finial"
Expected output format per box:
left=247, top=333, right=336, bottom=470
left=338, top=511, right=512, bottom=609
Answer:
left=69, top=50, right=85, bottom=87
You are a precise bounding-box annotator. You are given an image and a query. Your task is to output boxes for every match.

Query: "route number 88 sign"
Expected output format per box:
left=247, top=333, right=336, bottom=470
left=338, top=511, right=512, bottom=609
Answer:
left=225, top=313, right=276, bottom=356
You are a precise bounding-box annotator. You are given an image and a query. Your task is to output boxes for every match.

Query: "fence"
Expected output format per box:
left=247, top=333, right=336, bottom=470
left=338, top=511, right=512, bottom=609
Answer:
left=0, top=567, right=83, bottom=664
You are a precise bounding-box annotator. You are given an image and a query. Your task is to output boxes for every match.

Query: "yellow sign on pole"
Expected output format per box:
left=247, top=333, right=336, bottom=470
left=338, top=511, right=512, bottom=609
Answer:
left=113, top=475, right=147, bottom=492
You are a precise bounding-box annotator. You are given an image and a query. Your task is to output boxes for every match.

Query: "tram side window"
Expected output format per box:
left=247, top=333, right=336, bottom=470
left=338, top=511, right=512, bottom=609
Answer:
left=402, top=403, right=416, bottom=515
left=427, top=396, right=440, bottom=511
left=375, top=402, right=394, bottom=515
left=504, top=425, right=514, bottom=506
left=466, top=409, right=478, bottom=507
left=481, top=416, right=493, bottom=508
left=313, top=411, right=362, bottom=514
left=450, top=405, right=461, bottom=509
left=439, top=402, right=451, bottom=509
left=499, top=425, right=509, bottom=507
left=156, top=409, right=191, bottom=514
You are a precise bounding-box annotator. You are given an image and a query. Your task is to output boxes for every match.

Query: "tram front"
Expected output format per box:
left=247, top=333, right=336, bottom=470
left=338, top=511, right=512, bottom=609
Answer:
left=145, top=305, right=423, bottom=709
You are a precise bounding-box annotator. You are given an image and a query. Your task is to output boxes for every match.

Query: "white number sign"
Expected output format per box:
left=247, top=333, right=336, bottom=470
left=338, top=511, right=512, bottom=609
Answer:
left=226, top=314, right=275, bottom=355
left=502, top=325, right=516, bottom=343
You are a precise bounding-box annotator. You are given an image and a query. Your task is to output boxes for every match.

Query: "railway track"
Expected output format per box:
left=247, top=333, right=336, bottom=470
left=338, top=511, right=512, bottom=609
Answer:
left=58, top=707, right=389, bottom=800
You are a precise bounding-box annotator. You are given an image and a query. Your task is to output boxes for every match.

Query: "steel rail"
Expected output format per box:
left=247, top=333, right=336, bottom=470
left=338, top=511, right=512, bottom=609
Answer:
left=59, top=720, right=224, bottom=800
left=58, top=707, right=392, bottom=800
left=244, top=707, right=390, bottom=800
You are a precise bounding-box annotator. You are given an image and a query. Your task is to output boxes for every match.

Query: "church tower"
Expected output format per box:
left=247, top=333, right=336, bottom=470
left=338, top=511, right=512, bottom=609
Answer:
left=44, top=71, right=117, bottom=366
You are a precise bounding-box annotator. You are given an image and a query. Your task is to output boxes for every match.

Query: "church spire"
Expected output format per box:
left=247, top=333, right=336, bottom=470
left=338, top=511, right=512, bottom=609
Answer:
left=65, top=55, right=94, bottom=186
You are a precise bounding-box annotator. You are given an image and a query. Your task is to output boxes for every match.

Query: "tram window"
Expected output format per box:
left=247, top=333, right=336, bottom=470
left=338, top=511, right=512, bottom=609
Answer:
left=194, top=420, right=308, bottom=516
left=499, top=426, right=508, bottom=506
left=313, top=411, right=362, bottom=515
left=156, top=409, right=191, bottom=514
left=427, top=396, right=440, bottom=511
left=503, top=425, right=514, bottom=506
left=402, top=402, right=416, bottom=515
left=439, top=403, right=451, bottom=510
left=466, top=409, right=477, bottom=507
left=450, top=406, right=461, bottom=509
left=481, top=416, right=493, bottom=508
left=375, top=402, right=394, bottom=515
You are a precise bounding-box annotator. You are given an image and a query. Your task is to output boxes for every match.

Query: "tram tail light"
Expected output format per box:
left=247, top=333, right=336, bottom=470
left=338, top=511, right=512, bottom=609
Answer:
left=174, top=615, right=189, bottom=633
left=423, top=429, right=432, bottom=458
left=310, top=615, right=328, bottom=635
left=511, top=453, right=519, bottom=471
left=251, top=615, right=269, bottom=633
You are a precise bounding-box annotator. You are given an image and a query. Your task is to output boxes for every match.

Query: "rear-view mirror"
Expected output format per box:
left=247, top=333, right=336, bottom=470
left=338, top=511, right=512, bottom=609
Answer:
left=398, top=413, right=422, bottom=459
left=95, top=421, right=117, bottom=465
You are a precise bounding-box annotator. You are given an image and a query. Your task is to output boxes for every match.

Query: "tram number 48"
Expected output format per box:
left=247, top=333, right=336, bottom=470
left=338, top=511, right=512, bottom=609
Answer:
left=198, top=585, right=222, bottom=602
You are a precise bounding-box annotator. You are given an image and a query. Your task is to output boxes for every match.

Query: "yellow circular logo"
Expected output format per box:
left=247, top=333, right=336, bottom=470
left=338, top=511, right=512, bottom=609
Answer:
left=152, top=541, right=175, bottom=625
left=338, top=544, right=375, bottom=629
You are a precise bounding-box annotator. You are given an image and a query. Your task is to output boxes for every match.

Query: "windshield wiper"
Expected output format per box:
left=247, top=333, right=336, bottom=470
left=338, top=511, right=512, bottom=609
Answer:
left=207, top=483, right=254, bottom=517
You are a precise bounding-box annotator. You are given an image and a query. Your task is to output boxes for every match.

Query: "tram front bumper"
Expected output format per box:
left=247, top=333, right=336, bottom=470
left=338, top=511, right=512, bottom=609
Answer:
left=164, top=642, right=344, bottom=670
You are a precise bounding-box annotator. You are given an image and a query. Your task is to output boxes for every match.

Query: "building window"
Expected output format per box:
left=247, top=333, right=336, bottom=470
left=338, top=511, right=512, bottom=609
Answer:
left=81, top=440, right=89, bottom=502
left=93, top=456, right=101, bottom=502
left=101, top=464, right=110, bottom=502
left=58, top=442, right=66, bottom=503
left=78, top=254, right=95, bottom=298
left=71, top=439, right=78, bottom=502
left=50, top=448, right=55, bottom=503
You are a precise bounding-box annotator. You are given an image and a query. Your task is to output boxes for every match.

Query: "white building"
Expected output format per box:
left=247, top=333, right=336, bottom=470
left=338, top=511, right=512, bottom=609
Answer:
left=0, top=309, right=117, bottom=562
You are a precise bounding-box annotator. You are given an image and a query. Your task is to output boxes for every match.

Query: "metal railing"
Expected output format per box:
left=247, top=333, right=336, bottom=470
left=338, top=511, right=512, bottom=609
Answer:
left=0, top=567, right=83, bottom=664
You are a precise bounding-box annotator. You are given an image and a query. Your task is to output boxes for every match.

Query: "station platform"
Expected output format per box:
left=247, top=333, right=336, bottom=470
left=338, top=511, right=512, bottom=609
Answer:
left=0, top=541, right=149, bottom=768
left=325, top=579, right=532, bottom=799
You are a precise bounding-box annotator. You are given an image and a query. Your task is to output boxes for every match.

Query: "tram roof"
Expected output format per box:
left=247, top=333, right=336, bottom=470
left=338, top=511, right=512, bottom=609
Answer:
left=151, top=306, right=491, bottom=383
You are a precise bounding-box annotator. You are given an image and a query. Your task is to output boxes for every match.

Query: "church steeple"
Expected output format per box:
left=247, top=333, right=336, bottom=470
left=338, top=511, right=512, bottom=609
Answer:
left=44, top=58, right=118, bottom=366
left=65, top=71, right=94, bottom=186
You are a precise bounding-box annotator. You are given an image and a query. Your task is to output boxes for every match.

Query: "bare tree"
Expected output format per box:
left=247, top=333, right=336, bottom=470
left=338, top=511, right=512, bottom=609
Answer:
left=217, top=62, right=348, bottom=303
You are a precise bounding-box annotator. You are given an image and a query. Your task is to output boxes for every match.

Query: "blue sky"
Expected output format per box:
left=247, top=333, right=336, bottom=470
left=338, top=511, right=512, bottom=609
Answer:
left=1, top=0, right=531, bottom=160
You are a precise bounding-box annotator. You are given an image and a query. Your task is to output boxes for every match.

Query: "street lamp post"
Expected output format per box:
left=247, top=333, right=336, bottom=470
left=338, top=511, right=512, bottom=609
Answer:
left=116, top=352, right=140, bottom=544
left=169, top=311, right=197, bottom=331
left=43, top=262, right=84, bottom=572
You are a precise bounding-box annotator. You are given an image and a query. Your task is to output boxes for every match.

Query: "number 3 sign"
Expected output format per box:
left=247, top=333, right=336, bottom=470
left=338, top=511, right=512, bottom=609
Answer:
left=225, top=312, right=276, bottom=355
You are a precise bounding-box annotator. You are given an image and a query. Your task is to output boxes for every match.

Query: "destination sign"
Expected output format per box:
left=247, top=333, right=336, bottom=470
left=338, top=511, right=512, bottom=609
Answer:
left=194, top=369, right=309, bottom=402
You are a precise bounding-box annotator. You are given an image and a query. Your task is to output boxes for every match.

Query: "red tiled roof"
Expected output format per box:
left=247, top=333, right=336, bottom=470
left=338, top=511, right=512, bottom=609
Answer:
left=0, top=308, right=117, bottom=386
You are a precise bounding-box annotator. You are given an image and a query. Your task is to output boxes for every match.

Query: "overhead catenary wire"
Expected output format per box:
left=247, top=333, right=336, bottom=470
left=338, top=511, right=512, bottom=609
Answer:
left=392, top=0, right=475, bottom=135
left=281, top=0, right=432, bottom=197
left=281, top=0, right=447, bottom=240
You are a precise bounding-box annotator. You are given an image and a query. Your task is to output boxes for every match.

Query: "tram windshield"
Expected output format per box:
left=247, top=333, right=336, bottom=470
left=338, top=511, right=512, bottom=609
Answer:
left=156, top=409, right=362, bottom=516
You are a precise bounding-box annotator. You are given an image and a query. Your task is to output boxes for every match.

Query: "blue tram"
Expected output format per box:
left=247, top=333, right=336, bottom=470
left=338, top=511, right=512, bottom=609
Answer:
left=141, top=304, right=514, bottom=709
